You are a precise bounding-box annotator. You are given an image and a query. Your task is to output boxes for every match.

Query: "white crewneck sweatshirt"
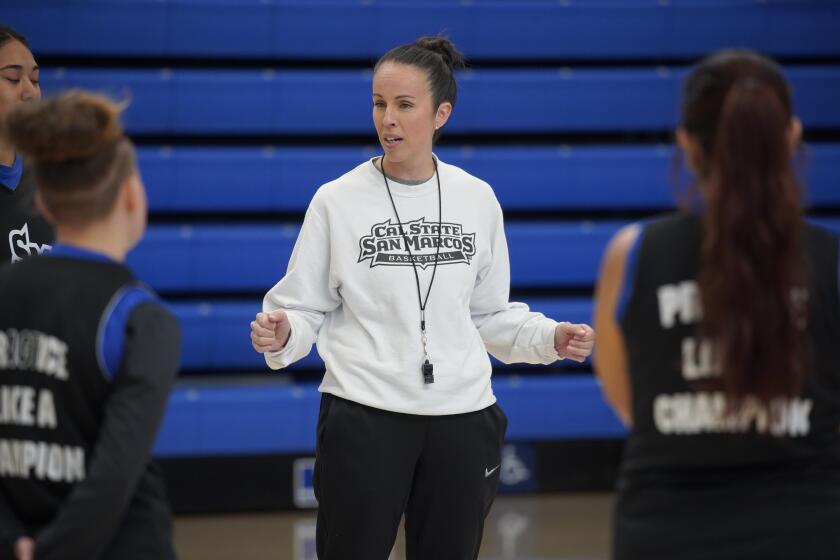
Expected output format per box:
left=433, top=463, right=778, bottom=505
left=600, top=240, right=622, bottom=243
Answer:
left=263, top=157, right=561, bottom=415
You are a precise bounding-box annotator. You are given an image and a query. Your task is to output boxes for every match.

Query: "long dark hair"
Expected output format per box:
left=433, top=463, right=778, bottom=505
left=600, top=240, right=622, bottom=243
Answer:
left=681, top=50, right=806, bottom=402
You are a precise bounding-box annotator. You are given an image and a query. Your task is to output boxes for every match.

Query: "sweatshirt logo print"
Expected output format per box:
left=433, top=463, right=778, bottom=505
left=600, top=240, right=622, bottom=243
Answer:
left=358, top=218, right=476, bottom=269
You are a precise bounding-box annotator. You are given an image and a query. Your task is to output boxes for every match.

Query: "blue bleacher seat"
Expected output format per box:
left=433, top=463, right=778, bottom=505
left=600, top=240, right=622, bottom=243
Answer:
left=172, top=297, right=593, bottom=371
left=130, top=219, right=840, bottom=294
left=153, top=374, right=626, bottom=457
left=127, top=221, right=623, bottom=292
left=7, top=1, right=839, bottom=60
left=39, top=67, right=840, bottom=134
left=139, top=144, right=840, bottom=213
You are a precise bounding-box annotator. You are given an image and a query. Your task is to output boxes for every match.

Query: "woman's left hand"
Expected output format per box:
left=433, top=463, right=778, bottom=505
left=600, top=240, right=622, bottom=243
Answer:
left=554, top=322, right=596, bottom=362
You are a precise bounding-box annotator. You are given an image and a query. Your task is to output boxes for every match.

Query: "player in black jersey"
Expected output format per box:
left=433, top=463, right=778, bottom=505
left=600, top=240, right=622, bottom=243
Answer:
left=0, top=25, right=53, bottom=266
left=0, top=91, right=180, bottom=560
left=594, top=50, right=840, bottom=560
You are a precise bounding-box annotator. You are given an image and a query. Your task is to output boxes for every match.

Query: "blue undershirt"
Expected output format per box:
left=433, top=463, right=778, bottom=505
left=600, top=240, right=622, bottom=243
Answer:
left=0, top=154, right=24, bottom=192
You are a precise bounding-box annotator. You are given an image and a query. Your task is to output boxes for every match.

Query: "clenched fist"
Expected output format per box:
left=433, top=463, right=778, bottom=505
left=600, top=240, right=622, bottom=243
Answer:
left=554, top=322, right=595, bottom=362
left=251, top=310, right=292, bottom=354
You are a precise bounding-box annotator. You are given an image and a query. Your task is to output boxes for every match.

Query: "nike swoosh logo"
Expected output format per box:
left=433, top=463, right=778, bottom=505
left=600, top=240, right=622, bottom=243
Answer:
left=485, top=464, right=501, bottom=478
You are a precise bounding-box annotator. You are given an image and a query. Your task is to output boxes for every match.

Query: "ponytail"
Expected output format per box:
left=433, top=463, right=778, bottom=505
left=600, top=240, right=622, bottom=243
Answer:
left=684, top=51, right=807, bottom=402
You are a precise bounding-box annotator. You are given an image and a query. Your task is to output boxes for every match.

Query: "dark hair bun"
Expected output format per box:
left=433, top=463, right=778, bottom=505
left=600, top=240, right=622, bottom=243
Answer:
left=7, top=90, right=124, bottom=163
left=415, top=36, right=466, bottom=71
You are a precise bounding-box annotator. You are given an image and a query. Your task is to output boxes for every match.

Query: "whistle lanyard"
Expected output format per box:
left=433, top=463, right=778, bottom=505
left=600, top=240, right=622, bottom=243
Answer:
left=379, top=157, right=442, bottom=384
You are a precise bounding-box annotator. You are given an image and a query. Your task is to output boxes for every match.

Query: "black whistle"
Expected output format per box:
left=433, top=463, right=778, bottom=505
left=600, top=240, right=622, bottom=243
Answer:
left=422, top=360, right=435, bottom=384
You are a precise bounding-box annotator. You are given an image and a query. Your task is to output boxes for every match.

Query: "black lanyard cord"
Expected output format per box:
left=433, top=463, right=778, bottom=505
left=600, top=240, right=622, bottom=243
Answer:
left=379, top=156, right=442, bottom=383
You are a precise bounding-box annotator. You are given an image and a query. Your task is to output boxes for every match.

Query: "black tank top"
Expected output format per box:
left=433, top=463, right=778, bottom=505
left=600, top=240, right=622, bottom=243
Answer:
left=0, top=255, right=137, bottom=519
left=0, top=166, right=54, bottom=267
left=613, top=213, right=840, bottom=560
left=620, top=212, right=840, bottom=475
left=0, top=251, right=179, bottom=560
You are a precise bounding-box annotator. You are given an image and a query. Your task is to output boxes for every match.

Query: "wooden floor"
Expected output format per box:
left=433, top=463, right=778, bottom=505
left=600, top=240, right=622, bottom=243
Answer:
left=174, top=493, right=613, bottom=560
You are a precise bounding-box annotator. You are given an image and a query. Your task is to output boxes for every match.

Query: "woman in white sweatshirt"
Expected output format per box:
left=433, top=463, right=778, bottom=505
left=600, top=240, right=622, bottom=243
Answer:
left=250, top=36, right=595, bottom=560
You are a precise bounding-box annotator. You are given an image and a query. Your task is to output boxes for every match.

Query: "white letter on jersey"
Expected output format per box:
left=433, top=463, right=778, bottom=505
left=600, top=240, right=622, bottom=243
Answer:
left=657, top=281, right=702, bottom=329
left=37, top=390, right=57, bottom=429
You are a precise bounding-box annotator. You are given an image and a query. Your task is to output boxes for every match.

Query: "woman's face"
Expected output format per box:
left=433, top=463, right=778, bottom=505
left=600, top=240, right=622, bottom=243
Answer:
left=372, top=62, right=449, bottom=167
left=0, top=40, right=40, bottom=134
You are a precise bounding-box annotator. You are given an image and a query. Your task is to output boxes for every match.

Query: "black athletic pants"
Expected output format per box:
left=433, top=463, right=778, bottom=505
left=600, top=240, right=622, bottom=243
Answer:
left=313, top=393, right=508, bottom=560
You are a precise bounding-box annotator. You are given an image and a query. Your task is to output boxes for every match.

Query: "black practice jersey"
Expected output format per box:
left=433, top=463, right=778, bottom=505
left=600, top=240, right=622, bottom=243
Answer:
left=0, top=164, right=54, bottom=267
left=613, top=213, right=840, bottom=560
left=0, top=246, right=180, bottom=560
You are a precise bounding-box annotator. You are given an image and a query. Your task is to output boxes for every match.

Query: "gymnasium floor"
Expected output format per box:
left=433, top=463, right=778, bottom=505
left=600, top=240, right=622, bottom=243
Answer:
left=174, top=493, right=613, bottom=560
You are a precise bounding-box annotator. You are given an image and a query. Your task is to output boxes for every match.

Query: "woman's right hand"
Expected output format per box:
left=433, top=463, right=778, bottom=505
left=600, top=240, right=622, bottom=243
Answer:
left=251, top=311, right=292, bottom=354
